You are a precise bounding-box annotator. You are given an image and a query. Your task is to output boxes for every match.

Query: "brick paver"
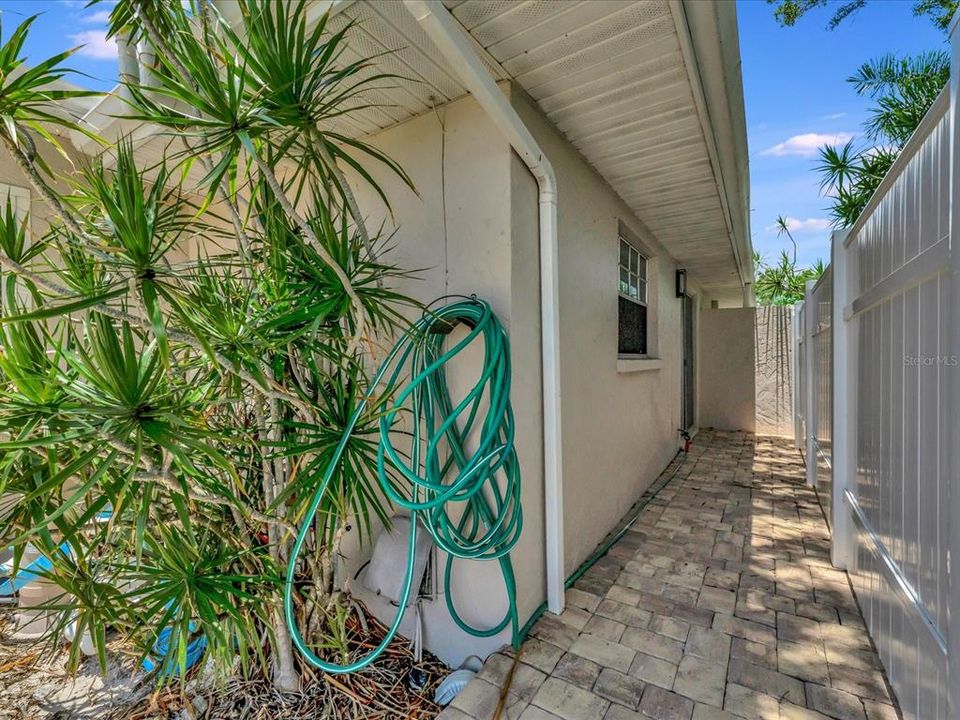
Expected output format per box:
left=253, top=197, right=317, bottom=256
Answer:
left=438, top=431, right=900, bottom=720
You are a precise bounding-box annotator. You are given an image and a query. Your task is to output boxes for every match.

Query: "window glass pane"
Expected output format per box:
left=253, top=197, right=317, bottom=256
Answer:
left=619, top=236, right=650, bottom=305
left=618, top=296, right=647, bottom=355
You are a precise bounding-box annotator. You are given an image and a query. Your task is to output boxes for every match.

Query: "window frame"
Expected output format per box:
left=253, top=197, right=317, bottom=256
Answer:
left=618, top=235, right=648, bottom=308
left=617, top=232, right=653, bottom=359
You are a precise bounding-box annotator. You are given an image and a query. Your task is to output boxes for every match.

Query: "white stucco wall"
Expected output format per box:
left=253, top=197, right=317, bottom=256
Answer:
left=699, top=308, right=756, bottom=432
left=508, top=87, right=685, bottom=577
left=340, top=84, right=735, bottom=666
left=338, top=93, right=546, bottom=666
left=0, top=137, right=86, bottom=239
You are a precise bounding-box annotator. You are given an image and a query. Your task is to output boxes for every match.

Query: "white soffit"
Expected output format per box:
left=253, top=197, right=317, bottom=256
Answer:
left=325, top=0, right=749, bottom=296
left=441, top=0, right=748, bottom=296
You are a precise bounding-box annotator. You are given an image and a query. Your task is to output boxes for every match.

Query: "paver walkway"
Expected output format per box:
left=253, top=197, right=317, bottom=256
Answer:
left=439, top=430, right=900, bottom=720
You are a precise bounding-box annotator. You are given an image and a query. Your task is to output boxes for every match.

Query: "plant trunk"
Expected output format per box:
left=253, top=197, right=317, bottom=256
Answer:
left=269, top=609, right=300, bottom=692
left=255, top=398, right=300, bottom=692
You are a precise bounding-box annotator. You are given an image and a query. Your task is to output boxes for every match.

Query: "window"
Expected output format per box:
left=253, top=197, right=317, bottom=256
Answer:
left=618, top=235, right=648, bottom=355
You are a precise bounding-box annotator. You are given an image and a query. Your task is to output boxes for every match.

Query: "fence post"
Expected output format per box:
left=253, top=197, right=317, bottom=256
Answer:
left=804, top=279, right=817, bottom=487
left=830, top=229, right=856, bottom=570
left=790, top=304, right=801, bottom=447
left=796, top=301, right=805, bottom=451
left=946, top=10, right=960, bottom=717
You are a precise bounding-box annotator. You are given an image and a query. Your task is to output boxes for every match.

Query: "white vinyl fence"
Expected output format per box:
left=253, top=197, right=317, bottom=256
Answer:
left=804, top=268, right=832, bottom=525
left=792, top=301, right=805, bottom=449
left=796, top=40, right=960, bottom=717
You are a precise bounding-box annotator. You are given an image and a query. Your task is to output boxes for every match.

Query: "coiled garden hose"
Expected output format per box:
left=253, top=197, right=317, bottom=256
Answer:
left=284, top=297, right=522, bottom=674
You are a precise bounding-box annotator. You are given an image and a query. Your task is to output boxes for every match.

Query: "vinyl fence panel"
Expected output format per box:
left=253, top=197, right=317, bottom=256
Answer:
left=793, top=301, right=806, bottom=451
left=808, top=268, right=832, bottom=525
left=825, top=88, right=953, bottom=720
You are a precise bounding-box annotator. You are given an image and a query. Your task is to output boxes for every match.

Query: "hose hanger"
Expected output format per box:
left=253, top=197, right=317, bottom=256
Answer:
left=284, top=297, right=522, bottom=674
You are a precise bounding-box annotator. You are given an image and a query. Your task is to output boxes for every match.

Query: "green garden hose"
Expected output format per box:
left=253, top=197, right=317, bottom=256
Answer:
left=284, top=297, right=522, bottom=674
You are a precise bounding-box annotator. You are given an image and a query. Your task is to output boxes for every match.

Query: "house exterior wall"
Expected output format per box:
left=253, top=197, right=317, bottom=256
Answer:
left=508, top=86, right=685, bottom=577
left=0, top=136, right=85, bottom=239
left=699, top=308, right=756, bottom=432
left=342, top=84, right=709, bottom=664
left=338, top=93, right=547, bottom=666
left=0, top=112, right=532, bottom=667
left=1, top=94, right=740, bottom=669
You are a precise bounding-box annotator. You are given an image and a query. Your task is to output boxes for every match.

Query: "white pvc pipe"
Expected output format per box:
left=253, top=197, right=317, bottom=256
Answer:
left=137, top=44, right=158, bottom=90
left=116, top=29, right=140, bottom=99
left=404, top=0, right=566, bottom=615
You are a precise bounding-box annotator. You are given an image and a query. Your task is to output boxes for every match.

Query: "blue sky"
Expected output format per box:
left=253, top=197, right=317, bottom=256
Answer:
left=738, top=0, right=946, bottom=268
left=1, top=0, right=951, bottom=270
left=0, top=0, right=118, bottom=91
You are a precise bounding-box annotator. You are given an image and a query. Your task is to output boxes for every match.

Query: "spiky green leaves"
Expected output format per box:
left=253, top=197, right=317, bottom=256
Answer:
left=0, top=14, right=102, bottom=158
left=120, top=0, right=413, bottom=211
left=768, top=0, right=959, bottom=31
left=754, top=250, right=824, bottom=305
left=69, top=141, right=201, bottom=356
left=848, top=52, right=950, bottom=145
left=123, top=527, right=270, bottom=681
left=814, top=52, right=948, bottom=228
left=0, top=2, right=420, bottom=691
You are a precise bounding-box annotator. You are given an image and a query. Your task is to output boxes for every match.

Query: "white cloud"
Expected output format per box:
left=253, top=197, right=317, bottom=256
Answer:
left=761, top=132, right=854, bottom=157
left=82, top=10, right=114, bottom=24
left=69, top=30, right=117, bottom=60
left=821, top=112, right=847, bottom=120
left=765, top=217, right=831, bottom=234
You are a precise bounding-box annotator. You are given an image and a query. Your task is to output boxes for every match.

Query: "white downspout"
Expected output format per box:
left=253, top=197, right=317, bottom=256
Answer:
left=116, top=29, right=140, bottom=100
left=404, top=0, right=566, bottom=615
left=137, top=43, right=158, bottom=90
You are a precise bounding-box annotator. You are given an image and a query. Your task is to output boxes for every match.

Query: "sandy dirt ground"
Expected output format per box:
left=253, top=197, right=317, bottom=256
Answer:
left=0, top=611, right=145, bottom=720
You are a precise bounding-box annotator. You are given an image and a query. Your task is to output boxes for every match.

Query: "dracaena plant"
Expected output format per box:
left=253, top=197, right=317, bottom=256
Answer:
left=817, top=52, right=950, bottom=227
left=0, top=0, right=417, bottom=692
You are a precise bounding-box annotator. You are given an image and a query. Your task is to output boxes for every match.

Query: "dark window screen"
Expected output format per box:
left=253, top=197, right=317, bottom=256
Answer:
left=618, top=296, right=647, bottom=355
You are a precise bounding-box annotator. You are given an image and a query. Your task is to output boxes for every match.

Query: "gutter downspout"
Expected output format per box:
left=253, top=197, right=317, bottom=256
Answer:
left=404, top=0, right=566, bottom=615
left=116, top=29, right=140, bottom=101
left=137, top=43, right=158, bottom=91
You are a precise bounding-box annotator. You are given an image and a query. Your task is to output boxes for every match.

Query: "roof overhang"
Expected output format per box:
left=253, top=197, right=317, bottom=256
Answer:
left=75, top=0, right=752, bottom=300
left=679, top=0, right=753, bottom=295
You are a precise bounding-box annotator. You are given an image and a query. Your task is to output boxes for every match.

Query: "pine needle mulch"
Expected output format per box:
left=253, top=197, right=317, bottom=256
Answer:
left=109, top=606, right=449, bottom=720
